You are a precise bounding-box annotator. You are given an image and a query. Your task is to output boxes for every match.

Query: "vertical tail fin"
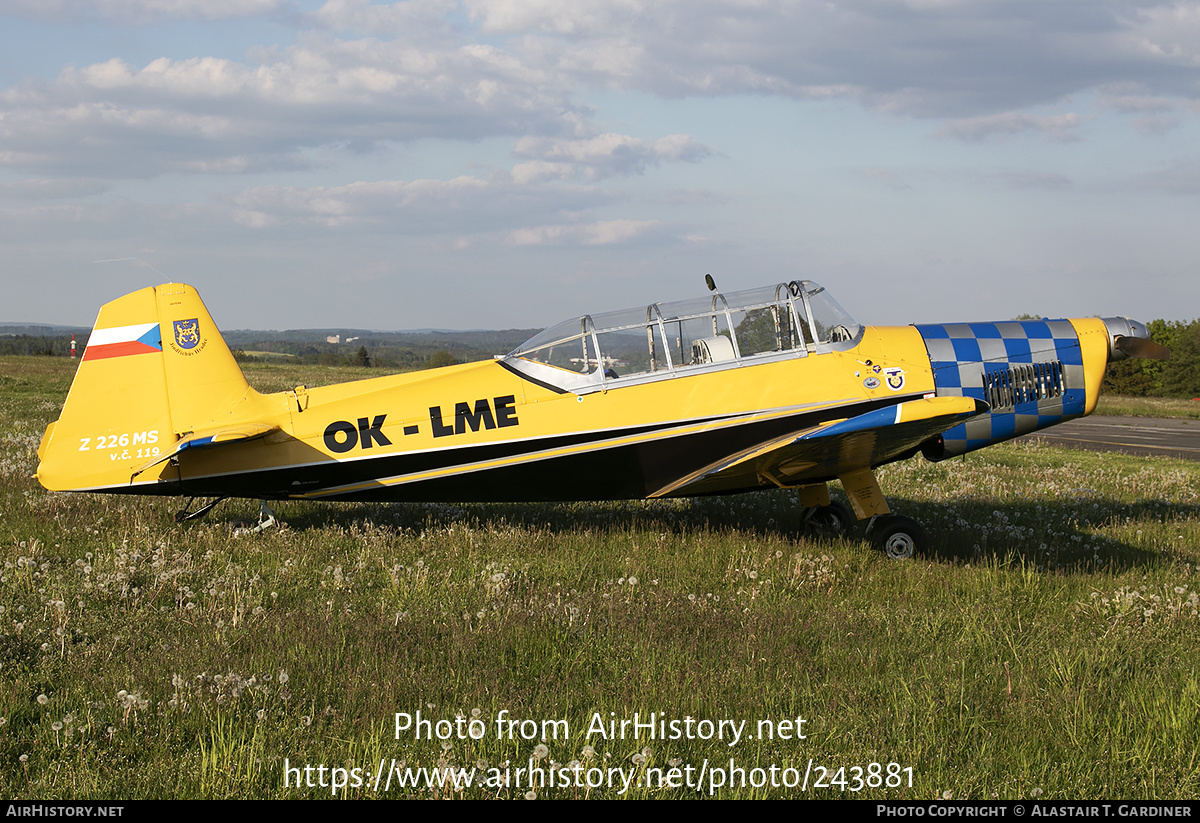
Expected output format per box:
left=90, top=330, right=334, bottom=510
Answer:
left=36, top=283, right=256, bottom=493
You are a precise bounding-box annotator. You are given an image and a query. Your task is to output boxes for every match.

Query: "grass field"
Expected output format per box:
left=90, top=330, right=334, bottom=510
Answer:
left=1, top=356, right=1198, bottom=799
left=1096, top=395, right=1200, bottom=419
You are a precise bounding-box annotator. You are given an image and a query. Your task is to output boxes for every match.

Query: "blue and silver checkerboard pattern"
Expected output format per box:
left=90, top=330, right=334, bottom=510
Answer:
left=914, top=320, right=1087, bottom=457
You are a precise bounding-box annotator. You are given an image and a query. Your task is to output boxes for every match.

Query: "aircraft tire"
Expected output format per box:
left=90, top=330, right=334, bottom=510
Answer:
left=870, top=515, right=925, bottom=559
left=807, top=501, right=853, bottom=539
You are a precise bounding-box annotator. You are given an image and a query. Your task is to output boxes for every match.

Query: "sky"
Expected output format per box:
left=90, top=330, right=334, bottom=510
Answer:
left=1, top=0, right=1198, bottom=332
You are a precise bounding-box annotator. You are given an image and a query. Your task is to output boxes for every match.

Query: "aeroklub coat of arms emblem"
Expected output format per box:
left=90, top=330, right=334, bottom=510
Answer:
left=883, top=367, right=906, bottom=390
left=173, top=318, right=201, bottom=350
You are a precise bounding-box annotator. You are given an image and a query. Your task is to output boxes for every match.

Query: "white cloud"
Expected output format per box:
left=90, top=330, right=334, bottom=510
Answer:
left=504, top=218, right=664, bottom=246
left=227, top=174, right=634, bottom=238
left=233, top=176, right=494, bottom=228
left=225, top=172, right=689, bottom=254
left=308, top=0, right=459, bottom=37
left=1126, top=2, right=1200, bottom=67
left=511, top=132, right=712, bottom=182
left=51, top=42, right=554, bottom=110
left=0, top=0, right=285, bottom=23
left=0, top=36, right=567, bottom=178
left=465, top=0, right=647, bottom=36
left=937, top=112, right=1084, bottom=142
left=4, top=0, right=1197, bottom=185
left=466, top=0, right=1200, bottom=118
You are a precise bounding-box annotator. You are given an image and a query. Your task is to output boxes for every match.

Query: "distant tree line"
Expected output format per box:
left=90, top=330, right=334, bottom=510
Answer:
left=224, top=327, right=536, bottom=371
left=0, top=335, right=71, bottom=356
left=232, top=343, right=473, bottom=370
left=4, top=327, right=537, bottom=373
left=1102, top=319, right=1200, bottom=398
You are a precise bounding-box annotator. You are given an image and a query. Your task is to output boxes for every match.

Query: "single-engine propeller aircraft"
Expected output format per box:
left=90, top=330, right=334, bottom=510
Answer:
left=35, top=279, right=1167, bottom=558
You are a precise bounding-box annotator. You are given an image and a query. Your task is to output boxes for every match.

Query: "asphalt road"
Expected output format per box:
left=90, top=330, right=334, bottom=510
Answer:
left=1016, top=416, right=1200, bottom=461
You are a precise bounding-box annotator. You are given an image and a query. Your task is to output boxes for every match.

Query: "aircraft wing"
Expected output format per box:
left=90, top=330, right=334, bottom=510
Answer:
left=651, top=395, right=987, bottom=498
left=130, top=423, right=280, bottom=480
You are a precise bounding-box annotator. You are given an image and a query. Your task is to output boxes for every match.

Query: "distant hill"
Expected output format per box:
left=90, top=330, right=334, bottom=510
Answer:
left=0, top=324, right=91, bottom=357
left=0, top=324, right=540, bottom=369
left=221, top=327, right=537, bottom=350
left=0, top=323, right=91, bottom=336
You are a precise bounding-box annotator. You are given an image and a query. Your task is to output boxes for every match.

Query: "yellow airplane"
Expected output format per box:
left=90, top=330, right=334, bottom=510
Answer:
left=34, top=279, right=1167, bottom=558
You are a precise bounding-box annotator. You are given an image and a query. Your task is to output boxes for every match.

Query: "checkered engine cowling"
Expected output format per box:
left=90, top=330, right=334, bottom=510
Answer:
left=914, top=320, right=1087, bottom=460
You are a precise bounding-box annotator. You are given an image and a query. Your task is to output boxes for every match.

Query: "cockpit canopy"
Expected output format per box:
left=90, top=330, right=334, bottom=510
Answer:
left=503, top=280, right=861, bottom=394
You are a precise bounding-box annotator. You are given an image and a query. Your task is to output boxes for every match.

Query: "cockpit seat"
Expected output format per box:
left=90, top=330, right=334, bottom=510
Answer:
left=691, top=336, right=736, bottom=365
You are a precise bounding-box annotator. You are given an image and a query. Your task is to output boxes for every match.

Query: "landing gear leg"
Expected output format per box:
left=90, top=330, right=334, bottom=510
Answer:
left=254, top=500, right=278, bottom=532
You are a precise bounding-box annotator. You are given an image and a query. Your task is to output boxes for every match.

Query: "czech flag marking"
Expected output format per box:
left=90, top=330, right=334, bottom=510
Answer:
left=82, top=323, right=163, bottom=361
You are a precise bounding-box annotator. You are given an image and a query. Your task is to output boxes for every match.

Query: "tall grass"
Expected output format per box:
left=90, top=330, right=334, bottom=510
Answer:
left=1095, top=395, right=1200, bottom=419
left=1, top=357, right=1197, bottom=798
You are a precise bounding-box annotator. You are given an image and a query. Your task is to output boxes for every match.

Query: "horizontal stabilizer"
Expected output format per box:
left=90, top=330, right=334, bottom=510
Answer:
left=131, top=423, right=279, bottom=480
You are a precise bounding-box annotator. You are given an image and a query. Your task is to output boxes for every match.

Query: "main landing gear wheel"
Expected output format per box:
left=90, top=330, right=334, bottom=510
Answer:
left=868, top=515, right=925, bottom=560
left=805, top=500, right=853, bottom=539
